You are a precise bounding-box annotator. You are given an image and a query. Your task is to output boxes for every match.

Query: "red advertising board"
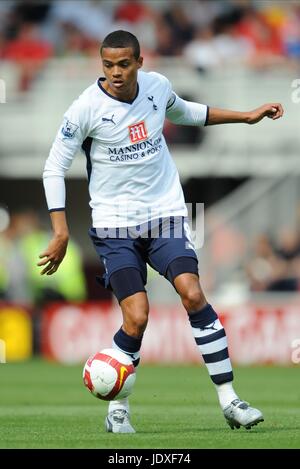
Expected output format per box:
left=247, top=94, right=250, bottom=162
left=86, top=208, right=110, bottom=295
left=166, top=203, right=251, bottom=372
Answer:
left=41, top=301, right=300, bottom=365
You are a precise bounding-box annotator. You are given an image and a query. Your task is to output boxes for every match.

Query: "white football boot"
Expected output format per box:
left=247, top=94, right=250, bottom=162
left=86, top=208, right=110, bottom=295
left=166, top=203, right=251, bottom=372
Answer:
left=223, top=399, right=264, bottom=430
left=105, top=409, right=136, bottom=433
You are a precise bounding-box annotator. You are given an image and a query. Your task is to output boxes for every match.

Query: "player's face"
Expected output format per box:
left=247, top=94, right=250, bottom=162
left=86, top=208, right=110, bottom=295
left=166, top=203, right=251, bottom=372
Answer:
left=101, top=47, right=143, bottom=100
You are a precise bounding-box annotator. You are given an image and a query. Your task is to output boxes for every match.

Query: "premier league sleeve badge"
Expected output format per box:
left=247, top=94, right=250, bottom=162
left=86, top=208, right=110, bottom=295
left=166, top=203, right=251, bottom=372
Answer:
left=61, top=119, right=79, bottom=138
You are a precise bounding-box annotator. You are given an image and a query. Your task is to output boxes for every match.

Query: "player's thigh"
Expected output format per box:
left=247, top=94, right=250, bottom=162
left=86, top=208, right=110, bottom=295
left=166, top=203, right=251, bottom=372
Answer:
left=110, top=267, right=146, bottom=303
left=147, top=216, right=199, bottom=282
left=89, top=228, right=147, bottom=301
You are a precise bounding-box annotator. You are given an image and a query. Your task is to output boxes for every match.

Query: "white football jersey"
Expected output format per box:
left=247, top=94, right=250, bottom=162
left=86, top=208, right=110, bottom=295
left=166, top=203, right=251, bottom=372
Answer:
left=43, top=70, right=207, bottom=227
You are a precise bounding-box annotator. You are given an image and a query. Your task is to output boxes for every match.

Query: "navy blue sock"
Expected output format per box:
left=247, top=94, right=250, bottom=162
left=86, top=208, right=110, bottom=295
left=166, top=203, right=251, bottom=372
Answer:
left=113, top=328, right=142, bottom=368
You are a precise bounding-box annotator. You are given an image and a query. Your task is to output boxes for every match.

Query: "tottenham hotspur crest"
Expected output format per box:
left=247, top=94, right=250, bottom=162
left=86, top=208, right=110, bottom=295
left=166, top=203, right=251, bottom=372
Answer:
left=61, top=119, right=79, bottom=138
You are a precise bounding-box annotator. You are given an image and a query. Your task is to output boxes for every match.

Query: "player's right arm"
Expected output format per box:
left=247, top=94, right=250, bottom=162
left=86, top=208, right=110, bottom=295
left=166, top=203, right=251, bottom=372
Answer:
left=38, top=98, right=89, bottom=275
left=38, top=210, right=69, bottom=275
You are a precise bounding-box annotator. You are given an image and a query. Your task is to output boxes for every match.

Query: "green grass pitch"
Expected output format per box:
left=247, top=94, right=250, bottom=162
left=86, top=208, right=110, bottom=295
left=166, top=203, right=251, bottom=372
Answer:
left=0, top=359, right=299, bottom=449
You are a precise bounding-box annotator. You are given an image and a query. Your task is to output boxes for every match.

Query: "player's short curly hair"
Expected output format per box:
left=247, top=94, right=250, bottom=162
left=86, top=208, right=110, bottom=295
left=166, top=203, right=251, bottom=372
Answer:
left=101, top=30, right=140, bottom=60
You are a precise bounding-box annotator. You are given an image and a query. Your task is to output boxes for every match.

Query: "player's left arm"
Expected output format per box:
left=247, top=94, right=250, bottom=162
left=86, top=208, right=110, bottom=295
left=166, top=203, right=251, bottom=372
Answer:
left=166, top=93, right=208, bottom=126
left=207, top=103, right=284, bottom=125
left=166, top=92, right=283, bottom=126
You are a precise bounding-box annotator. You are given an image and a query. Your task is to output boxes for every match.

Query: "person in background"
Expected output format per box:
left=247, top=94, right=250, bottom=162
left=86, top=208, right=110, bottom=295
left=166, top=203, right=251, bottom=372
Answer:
left=1, top=208, right=86, bottom=304
left=39, top=30, right=283, bottom=434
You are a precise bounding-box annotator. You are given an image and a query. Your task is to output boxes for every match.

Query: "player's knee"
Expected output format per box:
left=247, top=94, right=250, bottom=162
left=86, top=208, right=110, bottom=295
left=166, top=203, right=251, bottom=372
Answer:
left=181, top=288, right=206, bottom=312
left=123, top=310, right=148, bottom=337
left=110, top=267, right=146, bottom=303
left=121, top=289, right=149, bottom=337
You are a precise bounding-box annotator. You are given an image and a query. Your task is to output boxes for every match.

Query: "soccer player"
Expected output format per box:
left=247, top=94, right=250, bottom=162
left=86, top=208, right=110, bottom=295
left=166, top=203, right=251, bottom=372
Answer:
left=39, top=30, right=283, bottom=433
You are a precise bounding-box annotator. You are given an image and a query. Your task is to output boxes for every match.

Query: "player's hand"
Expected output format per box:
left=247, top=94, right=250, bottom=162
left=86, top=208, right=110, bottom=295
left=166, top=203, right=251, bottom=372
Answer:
left=247, top=103, right=284, bottom=124
left=37, top=234, right=69, bottom=275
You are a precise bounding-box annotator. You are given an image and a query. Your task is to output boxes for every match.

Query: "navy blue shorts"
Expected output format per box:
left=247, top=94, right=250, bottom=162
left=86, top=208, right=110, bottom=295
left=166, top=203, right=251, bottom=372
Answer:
left=89, top=217, right=198, bottom=290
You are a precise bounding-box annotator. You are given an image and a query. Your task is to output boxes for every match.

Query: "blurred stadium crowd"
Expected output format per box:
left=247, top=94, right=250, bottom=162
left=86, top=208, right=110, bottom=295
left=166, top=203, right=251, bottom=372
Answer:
left=1, top=206, right=300, bottom=305
left=1, top=0, right=300, bottom=91
left=246, top=229, right=300, bottom=292
left=1, top=1, right=300, bottom=302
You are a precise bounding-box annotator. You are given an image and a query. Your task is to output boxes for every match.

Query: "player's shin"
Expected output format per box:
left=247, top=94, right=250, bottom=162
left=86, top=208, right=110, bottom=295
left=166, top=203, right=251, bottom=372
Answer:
left=188, top=304, right=239, bottom=409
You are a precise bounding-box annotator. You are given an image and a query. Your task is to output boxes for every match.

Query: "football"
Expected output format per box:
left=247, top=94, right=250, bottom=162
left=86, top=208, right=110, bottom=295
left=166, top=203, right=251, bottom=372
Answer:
left=83, top=348, right=136, bottom=401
